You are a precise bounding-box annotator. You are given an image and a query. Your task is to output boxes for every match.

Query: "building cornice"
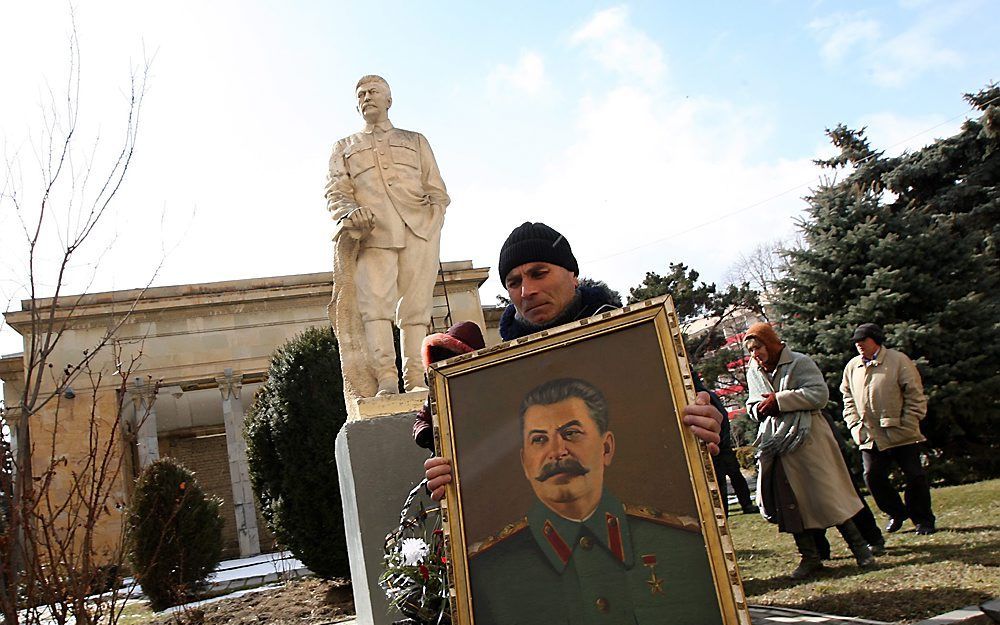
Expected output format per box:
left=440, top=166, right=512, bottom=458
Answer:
left=4, top=263, right=490, bottom=335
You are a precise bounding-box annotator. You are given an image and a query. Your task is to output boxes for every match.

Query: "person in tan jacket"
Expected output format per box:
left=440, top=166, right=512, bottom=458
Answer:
left=841, top=323, right=936, bottom=535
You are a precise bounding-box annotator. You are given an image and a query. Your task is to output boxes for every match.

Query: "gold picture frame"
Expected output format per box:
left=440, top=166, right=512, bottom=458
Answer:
left=428, top=296, right=750, bottom=625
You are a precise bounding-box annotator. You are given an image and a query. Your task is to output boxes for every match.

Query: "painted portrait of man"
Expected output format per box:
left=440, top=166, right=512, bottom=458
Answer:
left=466, top=377, right=724, bottom=625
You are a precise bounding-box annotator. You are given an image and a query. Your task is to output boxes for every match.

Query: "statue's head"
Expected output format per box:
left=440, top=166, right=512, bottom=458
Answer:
left=356, top=75, right=392, bottom=124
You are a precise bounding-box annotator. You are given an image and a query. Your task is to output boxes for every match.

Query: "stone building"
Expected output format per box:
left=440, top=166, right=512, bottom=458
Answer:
left=1, top=261, right=492, bottom=559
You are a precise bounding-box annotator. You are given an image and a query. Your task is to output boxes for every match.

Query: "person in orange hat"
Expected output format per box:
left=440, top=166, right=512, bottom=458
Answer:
left=412, top=321, right=486, bottom=450
left=744, top=322, right=874, bottom=579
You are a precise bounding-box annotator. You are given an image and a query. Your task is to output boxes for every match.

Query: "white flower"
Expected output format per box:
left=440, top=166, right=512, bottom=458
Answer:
left=400, top=538, right=430, bottom=566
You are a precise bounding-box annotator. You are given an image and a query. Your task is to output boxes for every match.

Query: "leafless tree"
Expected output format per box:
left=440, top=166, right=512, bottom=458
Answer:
left=724, top=239, right=790, bottom=300
left=0, top=12, right=160, bottom=625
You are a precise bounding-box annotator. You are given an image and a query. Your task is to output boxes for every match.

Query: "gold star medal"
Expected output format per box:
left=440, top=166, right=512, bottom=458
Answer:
left=641, top=554, right=665, bottom=595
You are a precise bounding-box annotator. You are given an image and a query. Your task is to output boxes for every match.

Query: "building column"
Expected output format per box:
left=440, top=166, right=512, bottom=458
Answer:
left=130, top=378, right=159, bottom=469
left=217, top=368, right=261, bottom=557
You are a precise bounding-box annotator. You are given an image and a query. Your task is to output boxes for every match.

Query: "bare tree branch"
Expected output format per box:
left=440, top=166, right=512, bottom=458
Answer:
left=1, top=10, right=160, bottom=624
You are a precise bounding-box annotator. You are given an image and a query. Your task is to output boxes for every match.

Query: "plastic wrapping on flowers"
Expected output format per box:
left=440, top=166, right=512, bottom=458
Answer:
left=380, top=480, right=451, bottom=625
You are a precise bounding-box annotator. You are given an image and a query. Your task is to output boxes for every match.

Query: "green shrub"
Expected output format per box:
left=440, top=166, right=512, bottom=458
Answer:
left=729, top=413, right=759, bottom=448
left=127, top=458, right=223, bottom=611
left=735, top=446, right=758, bottom=472
left=245, top=325, right=350, bottom=579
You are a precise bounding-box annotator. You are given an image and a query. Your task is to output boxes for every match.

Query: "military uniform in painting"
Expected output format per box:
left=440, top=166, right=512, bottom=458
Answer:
left=469, top=491, right=723, bottom=625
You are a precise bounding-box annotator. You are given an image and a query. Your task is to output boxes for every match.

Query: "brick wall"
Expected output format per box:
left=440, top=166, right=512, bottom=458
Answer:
left=160, top=432, right=277, bottom=558
left=161, top=433, right=238, bottom=557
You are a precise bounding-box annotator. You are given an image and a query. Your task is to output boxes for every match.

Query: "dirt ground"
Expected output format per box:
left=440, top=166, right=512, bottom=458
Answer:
left=147, top=578, right=356, bottom=625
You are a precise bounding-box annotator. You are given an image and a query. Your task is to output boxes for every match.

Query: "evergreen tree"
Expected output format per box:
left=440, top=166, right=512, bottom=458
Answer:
left=245, top=326, right=350, bottom=578
left=628, top=262, right=761, bottom=361
left=628, top=263, right=715, bottom=319
left=127, top=458, right=223, bottom=611
left=775, top=85, right=1000, bottom=481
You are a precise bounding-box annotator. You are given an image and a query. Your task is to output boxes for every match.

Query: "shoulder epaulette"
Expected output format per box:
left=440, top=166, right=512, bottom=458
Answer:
left=624, top=504, right=701, bottom=533
left=469, top=517, right=528, bottom=557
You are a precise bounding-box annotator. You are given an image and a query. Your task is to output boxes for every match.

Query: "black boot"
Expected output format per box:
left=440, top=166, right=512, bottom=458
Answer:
left=837, top=520, right=876, bottom=569
left=791, top=532, right=824, bottom=580
left=812, top=529, right=831, bottom=560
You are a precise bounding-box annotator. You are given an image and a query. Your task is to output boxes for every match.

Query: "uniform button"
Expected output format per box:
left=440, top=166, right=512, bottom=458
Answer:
left=381, top=163, right=389, bottom=169
left=595, top=598, right=610, bottom=613
left=387, top=181, right=393, bottom=186
left=376, top=137, right=383, bottom=142
left=379, top=150, right=385, bottom=155
left=579, top=536, right=594, bottom=550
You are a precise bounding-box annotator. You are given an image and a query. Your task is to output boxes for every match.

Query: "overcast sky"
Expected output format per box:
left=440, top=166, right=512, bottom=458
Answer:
left=1, top=1, right=997, bottom=359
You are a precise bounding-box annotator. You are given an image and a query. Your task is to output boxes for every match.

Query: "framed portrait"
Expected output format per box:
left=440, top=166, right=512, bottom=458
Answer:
left=428, top=296, right=750, bottom=625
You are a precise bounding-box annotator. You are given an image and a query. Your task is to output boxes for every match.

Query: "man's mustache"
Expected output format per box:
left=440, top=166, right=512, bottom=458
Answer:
left=535, top=458, right=589, bottom=482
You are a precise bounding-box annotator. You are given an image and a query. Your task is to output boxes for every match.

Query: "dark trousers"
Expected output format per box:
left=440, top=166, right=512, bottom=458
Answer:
left=813, top=498, right=883, bottom=558
left=862, top=443, right=935, bottom=526
left=713, top=449, right=754, bottom=514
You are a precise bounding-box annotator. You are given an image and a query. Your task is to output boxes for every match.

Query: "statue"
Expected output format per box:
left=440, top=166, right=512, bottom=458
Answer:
left=325, top=75, right=450, bottom=402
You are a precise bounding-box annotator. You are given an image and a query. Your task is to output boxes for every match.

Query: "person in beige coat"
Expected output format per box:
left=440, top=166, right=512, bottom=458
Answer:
left=744, top=323, right=874, bottom=579
left=841, top=323, right=935, bottom=535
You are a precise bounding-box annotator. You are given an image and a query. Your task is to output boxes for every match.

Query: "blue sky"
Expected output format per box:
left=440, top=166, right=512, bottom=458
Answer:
left=1, top=1, right=997, bottom=357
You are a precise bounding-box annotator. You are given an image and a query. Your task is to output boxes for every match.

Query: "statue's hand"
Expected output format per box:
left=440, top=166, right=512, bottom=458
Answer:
left=342, top=206, right=375, bottom=236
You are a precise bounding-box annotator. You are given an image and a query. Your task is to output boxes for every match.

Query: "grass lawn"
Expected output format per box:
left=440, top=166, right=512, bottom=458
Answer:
left=728, top=478, right=1000, bottom=623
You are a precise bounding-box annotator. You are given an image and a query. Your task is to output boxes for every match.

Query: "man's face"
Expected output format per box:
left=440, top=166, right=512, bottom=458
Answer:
left=520, top=397, right=613, bottom=513
left=745, top=339, right=769, bottom=368
left=855, top=337, right=879, bottom=360
left=356, top=81, right=391, bottom=123
left=504, top=262, right=579, bottom=325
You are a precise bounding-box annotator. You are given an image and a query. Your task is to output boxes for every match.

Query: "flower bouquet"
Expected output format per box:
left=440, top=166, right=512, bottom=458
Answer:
left=380, top=479, right=451, bottom=625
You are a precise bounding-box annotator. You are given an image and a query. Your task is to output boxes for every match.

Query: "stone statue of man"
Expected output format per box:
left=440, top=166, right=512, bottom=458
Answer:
left=325, top=75, right=450, bottom=397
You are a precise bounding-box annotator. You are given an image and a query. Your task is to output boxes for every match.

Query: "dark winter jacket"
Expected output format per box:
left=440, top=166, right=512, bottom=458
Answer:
left=499, top=281, right=710, bottom=392
left=415, top=283, right=712, bottom=449
left=695, top=371, right=731, bottom=451
left=415, top=284, right=623, bottom=450
left=498, top=283, right=620, bottom=341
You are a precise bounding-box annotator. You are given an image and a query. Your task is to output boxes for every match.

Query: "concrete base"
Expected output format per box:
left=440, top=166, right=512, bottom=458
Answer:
left=355, top=391, right=427, bottom=420
left=336, top=408, right=430, bottom=625
left=914, top=604, right=999, bottom=625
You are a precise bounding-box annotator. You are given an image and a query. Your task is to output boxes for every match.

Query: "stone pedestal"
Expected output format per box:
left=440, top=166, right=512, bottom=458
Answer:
left=335, top=394, right=430, bottom=625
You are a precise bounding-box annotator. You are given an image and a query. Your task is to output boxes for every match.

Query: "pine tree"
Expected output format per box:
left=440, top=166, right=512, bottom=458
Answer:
left=775, top=85, right=1000, bottom=481
left=628, top=262, right=761, bottom=361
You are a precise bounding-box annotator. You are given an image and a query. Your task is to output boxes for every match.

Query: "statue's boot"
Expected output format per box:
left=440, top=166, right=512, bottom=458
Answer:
left=837, top=519, right=876, bottom=569
left=401, top=324, right=430, bottom=392
left=364, top=319, right=399, bottom=396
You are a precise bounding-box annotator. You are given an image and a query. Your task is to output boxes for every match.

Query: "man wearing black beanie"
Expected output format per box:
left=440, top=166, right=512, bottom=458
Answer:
left=496, top=222, right=609, bottom=336
left=425, top=221, right=725, bottom=500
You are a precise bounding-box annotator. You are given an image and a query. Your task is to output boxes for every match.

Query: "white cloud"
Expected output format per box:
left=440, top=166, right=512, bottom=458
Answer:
left=869, top=28, right=963, bottom=88
left=808, top=14, right=880, bottom=64
left=857, top=112, right=963, bottom=155
left=570, top=6, right=666, bottom=85
left=444, top=8, right=821, bottom=299
left=808, top=8, right=965, bottom=87
left=488, top=51, right=548, bottom=97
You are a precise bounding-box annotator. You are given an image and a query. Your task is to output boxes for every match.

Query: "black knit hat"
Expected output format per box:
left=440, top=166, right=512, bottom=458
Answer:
left=851, top=323, right=885, bottom=345
left=498, top=222, right=579, bottom=282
